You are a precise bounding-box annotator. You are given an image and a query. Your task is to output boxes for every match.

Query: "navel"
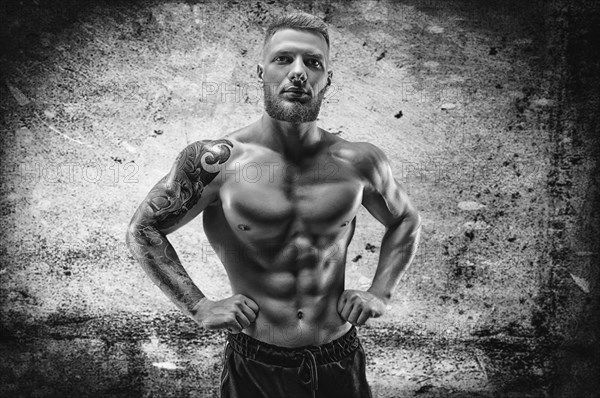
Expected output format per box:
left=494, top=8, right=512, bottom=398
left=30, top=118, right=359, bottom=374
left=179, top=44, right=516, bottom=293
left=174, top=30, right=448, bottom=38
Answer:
left=297, top=310, right=303, bottom=319
left=238, top=224, right=251, bottom=231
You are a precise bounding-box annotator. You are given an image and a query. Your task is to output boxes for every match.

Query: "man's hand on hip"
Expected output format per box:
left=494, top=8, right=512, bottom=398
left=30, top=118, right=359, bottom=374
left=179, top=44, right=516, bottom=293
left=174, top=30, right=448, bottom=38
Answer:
left=192, top=294, right=259, bottom=333
left=337, top=290, right=387, bottom=326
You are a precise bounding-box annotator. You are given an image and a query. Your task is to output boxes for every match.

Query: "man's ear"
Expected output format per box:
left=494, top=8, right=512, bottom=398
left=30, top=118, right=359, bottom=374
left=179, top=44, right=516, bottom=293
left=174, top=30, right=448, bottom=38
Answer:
left=327, top=70, right=333, bottom=86
left=257, top=64, right=264, bottom=82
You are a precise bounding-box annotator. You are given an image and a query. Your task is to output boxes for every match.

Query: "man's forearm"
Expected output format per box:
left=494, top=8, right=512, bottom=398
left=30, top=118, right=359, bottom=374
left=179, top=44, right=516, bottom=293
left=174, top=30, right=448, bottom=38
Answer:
left=367, top=213, right=421, bottom=303
left=126, top=221, right=205, bottom=317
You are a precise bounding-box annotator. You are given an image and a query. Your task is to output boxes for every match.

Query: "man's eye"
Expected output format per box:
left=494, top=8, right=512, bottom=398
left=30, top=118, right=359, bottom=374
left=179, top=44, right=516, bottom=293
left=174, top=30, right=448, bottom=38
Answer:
left=308, top=59, right=322, bottom=68
left=274, top=56, right=291, bottom=63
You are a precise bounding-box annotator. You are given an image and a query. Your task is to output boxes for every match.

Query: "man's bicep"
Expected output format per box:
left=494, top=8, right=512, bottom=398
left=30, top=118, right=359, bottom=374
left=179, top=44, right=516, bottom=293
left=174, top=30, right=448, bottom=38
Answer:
left=362, top=177, right=415, bottom=227
left=137, top=173, right=217, bottom=235
left=130, top=139, right=233, bottom=234
left=360, top=145, right=418, bottom=227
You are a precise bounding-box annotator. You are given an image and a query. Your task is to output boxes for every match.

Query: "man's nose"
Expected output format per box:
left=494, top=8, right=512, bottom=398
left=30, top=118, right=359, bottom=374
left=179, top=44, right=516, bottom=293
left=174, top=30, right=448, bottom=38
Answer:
left=288, top=58, right=307, bottom=85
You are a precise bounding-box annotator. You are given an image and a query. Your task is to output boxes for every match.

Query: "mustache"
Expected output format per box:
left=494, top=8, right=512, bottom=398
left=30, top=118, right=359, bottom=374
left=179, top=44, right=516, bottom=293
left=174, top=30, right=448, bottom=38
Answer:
left=282, top=85, right=311, bottom=95
left=261, top=82, right=329, bottom=100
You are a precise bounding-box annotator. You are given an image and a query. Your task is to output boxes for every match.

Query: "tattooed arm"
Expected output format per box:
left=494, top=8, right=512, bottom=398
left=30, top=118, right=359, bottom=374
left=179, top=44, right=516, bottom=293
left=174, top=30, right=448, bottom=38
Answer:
left=126, top=139, right=259, bottom=332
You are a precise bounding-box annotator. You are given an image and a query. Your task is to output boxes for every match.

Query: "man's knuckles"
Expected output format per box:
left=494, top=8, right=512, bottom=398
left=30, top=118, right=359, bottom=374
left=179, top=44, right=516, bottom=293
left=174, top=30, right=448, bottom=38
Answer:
left=232, top=298, right=245, bottom=307
left=349, top=296, right=369, bottom=309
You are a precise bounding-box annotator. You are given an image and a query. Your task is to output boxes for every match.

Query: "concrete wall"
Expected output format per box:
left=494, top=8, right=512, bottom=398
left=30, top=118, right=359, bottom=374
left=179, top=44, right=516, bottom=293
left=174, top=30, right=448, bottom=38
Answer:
left=1, top=0, right=598, bottom=396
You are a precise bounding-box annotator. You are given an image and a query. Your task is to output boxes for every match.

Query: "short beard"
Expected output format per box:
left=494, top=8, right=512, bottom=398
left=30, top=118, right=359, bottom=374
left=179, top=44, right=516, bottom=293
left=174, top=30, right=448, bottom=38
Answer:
left=263, top=84, right=327, bottom=124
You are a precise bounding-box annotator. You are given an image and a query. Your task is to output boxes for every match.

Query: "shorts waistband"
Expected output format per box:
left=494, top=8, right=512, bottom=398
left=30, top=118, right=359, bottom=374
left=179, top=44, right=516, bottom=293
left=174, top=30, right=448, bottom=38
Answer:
left=226, top=326, right=359, bottom=367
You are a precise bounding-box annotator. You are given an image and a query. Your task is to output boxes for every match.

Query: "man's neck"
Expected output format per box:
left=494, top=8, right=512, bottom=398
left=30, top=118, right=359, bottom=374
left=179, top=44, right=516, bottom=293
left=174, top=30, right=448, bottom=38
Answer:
left=260, top=113, right=323, bottom=162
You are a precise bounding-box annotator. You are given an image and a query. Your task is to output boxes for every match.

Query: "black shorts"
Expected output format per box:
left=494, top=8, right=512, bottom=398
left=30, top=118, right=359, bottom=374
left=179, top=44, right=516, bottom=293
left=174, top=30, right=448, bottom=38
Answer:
left=220, top=326, right=372, bottom=398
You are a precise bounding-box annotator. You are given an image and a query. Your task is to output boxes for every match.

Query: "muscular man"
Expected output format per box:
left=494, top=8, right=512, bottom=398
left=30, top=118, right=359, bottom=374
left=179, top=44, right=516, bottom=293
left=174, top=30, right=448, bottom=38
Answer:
left=127, top=13, right=421, bottom=398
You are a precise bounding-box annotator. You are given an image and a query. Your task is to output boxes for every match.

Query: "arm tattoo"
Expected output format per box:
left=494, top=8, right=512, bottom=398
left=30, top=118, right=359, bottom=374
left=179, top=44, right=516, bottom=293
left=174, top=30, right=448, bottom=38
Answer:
left=147, top=138, right=233, bottom=228
left=126, top=139, right=233, bottom=313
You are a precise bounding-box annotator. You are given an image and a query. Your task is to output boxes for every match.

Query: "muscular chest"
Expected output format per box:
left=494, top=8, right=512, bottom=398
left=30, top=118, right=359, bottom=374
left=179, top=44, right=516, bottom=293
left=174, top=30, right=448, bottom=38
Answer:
left=219, top=153, right=363, bottom=241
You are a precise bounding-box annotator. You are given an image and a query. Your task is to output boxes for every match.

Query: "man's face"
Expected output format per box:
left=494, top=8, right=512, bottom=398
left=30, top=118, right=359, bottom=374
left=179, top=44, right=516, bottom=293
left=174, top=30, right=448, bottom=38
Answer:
left=258, top=28, right=332, bottom=124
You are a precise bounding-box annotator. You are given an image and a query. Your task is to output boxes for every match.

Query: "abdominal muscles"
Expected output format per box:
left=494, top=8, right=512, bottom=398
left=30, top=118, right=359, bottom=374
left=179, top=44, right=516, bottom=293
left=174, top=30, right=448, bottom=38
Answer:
left=238, top=237, right=349, bottom=347
left=203, top=198, right=355, bottom=346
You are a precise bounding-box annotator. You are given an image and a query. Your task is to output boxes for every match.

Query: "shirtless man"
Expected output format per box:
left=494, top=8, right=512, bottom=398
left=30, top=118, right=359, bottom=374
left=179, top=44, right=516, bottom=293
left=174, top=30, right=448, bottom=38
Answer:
left=126, top=13, right=421, bottom=398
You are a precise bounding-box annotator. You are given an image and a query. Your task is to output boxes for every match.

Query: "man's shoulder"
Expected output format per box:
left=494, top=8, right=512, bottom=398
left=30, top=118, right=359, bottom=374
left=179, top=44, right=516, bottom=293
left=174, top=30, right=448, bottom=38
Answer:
left=327, top=136, right=388, bottom=172
left=173, top=138, right=235, bottom=173
left=178, top=125, right=257, bottom=168
left=326, top=137, right=398, bottom=193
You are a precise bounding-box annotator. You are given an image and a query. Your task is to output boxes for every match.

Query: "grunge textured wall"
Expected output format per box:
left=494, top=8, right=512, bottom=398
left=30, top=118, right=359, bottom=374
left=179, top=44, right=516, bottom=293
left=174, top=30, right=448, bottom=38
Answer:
left=1, top=0, right=598, bottom=397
